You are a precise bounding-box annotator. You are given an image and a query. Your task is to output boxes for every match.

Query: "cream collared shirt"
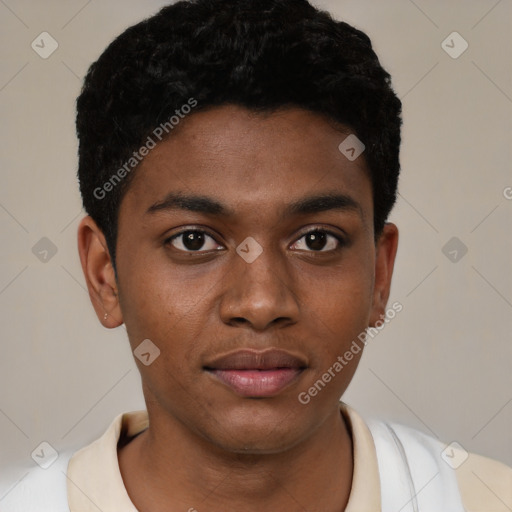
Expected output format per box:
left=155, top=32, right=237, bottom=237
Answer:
left=66, top=403, right=512, bottom=511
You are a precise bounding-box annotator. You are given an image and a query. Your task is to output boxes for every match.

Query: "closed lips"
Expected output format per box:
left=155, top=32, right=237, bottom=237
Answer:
left=203, top=349, right=308, bottom=371
left=203, top=349, right=308, bottom=398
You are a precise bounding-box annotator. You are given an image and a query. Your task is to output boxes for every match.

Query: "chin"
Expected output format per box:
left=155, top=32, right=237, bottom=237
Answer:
left=211, top=428, right=304, bottom=456
left=199, top=402, right=314, bottom=455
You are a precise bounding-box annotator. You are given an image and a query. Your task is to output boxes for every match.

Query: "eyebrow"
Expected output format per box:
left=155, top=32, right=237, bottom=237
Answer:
left=146, top=191, right=362, bottom=219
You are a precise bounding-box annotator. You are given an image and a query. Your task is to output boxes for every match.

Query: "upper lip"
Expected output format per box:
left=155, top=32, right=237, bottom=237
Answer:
left=204, top=349, right=308, bottom=371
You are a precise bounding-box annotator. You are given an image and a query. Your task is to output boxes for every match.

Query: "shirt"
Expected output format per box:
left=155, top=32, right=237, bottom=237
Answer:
left=66, top=402, right=512, bottom=511
left=2, top=402, right=511, bottom=510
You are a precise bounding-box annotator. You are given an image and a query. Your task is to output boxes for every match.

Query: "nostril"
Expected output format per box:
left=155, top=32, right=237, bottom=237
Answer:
left=230, top=317, right=249, bottom=326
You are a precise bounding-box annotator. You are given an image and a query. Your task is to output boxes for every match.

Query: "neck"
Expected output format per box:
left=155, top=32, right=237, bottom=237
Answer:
left=118, top=405, right=353, bottom=512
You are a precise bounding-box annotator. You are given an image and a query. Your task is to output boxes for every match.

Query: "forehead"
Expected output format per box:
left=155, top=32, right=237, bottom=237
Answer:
left=120, top=105, right=373, bottom=222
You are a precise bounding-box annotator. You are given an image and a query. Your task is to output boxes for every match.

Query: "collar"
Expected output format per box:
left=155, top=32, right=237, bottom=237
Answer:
left=67, top=402, right=381, bottom=511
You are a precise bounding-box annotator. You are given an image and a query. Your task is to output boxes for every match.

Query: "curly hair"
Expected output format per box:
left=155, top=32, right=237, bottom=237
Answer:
left=76, top=0, right=402, bottom=268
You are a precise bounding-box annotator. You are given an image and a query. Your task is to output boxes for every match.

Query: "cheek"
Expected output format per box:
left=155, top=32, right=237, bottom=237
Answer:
left=296, top=275, right=371, bottom=404
left=117, top=272, right=202, bottom=401
left=316, top=287, right=371, bottom=359
left=116, top=252, right=221, bottom=367
left=301, top=255, right=375, bottom=361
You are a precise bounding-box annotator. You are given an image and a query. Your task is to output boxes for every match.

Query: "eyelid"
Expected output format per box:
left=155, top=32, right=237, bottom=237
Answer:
left=294, top=225, right=346, bottom=241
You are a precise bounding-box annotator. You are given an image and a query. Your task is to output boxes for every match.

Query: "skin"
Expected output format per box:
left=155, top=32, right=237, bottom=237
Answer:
left=78, top=105, right=398, bottom=511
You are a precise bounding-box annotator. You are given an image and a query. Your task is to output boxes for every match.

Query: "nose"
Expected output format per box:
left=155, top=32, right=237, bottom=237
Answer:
left=219, top=242, right=300, bottom=332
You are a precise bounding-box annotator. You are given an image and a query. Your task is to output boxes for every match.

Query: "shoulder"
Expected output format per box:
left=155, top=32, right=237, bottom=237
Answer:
left=0, top=448, right=75, bottom=512
left=366, top=417, right=512, bottom=512
left=455, top=449, right=512, bottom=512
left=0, top=411, right=146, bottom=511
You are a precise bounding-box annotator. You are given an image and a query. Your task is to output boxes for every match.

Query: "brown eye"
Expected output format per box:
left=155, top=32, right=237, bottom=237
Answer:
left=291, top=229, right=345, bottom=252
left=166, top=230, right=223, bottom=253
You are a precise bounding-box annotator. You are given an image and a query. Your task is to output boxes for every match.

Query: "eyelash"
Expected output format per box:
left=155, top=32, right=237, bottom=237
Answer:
left=164, top=227, right=347, bottom=254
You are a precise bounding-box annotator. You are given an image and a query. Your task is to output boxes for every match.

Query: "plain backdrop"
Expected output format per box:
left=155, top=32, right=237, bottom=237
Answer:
left=1, top=0, right=511, bottom=494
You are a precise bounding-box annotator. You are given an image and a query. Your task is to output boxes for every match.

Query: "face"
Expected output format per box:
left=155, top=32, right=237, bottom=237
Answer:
left=80, top=105, right=398, bottom=454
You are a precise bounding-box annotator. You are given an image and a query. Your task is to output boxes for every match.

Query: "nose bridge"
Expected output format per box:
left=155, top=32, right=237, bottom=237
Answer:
left=239, top=241, right=285, bottom=291
left=219, top=238, right=299, bottom=329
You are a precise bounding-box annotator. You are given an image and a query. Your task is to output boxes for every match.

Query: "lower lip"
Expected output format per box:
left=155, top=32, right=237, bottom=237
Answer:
left=208, top=368, right=303, bottom=397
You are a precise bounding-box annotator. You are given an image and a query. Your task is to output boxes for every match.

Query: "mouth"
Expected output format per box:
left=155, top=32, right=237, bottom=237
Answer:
left=204, top=349, right=308, bottom=398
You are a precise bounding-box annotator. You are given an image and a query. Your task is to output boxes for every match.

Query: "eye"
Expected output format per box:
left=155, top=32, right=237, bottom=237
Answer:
left=165, top=229, right=223, bottom=253
left=291, top=228, right=346, bottom=252
left=165, top=227, right=346, bottom=254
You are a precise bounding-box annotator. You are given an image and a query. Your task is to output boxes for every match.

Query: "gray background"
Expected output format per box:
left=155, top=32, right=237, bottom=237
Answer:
left=1, top=0, right=511, bottom=498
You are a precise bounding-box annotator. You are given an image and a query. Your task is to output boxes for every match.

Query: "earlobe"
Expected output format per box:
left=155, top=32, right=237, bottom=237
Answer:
left=77, top=216, right=124, bottom=328
left=369, top=223, right=399, bottom=327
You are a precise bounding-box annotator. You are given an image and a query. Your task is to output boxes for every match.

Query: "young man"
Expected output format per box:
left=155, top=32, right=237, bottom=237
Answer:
left=5, top=0, right=511, bottom=510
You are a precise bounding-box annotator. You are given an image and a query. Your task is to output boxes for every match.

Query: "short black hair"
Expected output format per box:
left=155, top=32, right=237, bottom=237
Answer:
left=76, top=0, right=402, bottom=268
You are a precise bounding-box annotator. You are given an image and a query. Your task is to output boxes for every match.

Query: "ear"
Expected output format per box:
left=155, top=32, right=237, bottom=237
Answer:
left=77, top=216, right=124, bottom=328
left=369, top=222, right=399, bottom=327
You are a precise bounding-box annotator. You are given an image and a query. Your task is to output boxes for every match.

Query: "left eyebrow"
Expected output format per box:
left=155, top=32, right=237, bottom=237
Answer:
left=146, top=191, right=363, bottom=219
left=284, top=193, right=362, bottom=219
